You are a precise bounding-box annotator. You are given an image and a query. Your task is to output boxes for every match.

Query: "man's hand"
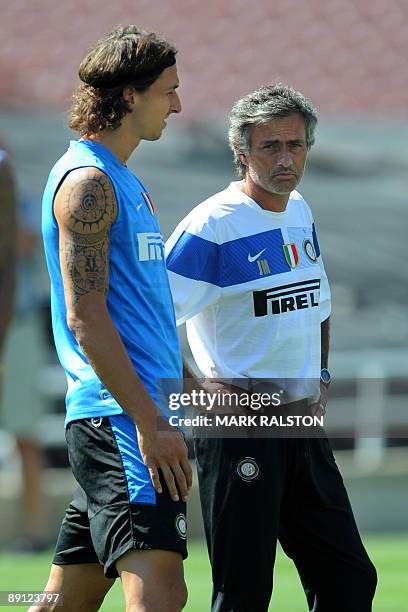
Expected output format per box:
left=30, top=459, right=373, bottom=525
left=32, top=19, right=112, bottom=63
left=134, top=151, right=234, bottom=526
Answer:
left=311, top=382, right=328, bottom=417
left=137, top=421, right=192, bottom=502
left=202, top=380, right=249, bottom=415
left=183, top=372, right=249, bottom=416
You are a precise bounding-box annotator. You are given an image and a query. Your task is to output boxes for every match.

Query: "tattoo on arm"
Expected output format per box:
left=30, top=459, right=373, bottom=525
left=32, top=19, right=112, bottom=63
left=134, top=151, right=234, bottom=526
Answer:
left=57, top=170, right=116, bottom=306
left=65, top=238, right=109, bottom=301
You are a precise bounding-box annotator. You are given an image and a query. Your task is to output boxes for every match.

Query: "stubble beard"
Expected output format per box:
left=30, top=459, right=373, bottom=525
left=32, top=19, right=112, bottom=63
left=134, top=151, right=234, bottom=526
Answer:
left=248, top=166, right=296, bottom=196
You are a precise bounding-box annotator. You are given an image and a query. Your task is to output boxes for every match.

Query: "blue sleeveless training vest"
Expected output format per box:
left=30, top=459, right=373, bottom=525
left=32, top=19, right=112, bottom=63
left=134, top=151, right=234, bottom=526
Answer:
left=42, top=140, right=182, bottom=426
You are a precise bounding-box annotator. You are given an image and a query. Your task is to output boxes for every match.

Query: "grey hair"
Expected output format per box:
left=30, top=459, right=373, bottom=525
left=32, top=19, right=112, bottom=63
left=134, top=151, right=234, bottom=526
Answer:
left=228, top=83, right=318, bottom=177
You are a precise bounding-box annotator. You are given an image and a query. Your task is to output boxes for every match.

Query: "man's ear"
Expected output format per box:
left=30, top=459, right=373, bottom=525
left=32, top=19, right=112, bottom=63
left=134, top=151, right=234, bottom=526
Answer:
left=122, top=85, right=136, bottom=105
left=237, top=151, right=248, bottom=168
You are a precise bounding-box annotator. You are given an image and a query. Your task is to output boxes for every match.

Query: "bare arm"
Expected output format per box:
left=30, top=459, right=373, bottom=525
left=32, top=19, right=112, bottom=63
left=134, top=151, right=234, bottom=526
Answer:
left=55, top=167, right=191, bottom=500
left=321, top=316, right=330, bottom=370
left=0, top=158, right=17, bottom=356
left=315, top=316, right=330, bottom=415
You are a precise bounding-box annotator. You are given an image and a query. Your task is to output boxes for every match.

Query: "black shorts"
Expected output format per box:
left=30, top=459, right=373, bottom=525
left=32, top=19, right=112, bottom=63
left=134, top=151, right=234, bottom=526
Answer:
left=53, top=415, right=187, bottom=578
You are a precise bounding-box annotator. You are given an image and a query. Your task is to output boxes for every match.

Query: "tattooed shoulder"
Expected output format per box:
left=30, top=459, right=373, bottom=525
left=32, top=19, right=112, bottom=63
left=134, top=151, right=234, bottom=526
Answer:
left=55, top=168, right=117, bottom=305
left=59, top=168, right=116, bottom=240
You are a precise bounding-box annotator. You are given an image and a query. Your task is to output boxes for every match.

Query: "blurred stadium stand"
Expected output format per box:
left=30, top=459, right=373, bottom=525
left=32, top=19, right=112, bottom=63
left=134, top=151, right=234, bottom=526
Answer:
left=2, top=0, right=408, bottom=116
left=0, top=0, right=407, bottom=545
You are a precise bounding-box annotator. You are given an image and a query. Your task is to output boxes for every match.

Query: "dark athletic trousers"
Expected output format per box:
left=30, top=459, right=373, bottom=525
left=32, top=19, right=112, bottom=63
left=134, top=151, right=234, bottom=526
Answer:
left=194, top=434, right=377, bottom=612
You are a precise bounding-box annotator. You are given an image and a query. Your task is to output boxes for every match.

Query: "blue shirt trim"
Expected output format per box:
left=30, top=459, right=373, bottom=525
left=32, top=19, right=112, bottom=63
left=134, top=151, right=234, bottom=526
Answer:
left=312, top=223, right=321, bottom=258
left=167, top=229, right=291, bottom=287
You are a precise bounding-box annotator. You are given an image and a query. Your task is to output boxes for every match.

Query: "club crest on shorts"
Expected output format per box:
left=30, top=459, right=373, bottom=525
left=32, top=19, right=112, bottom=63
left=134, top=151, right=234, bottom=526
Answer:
left=175, top=513, right=187, bottom=539
left=303, top=238, right=317, bottom=263
left=91, top=417, right=103, bottom=428
left=282, top=243, right=299, bottom=268
left=235, top=457, right=260, bottom=482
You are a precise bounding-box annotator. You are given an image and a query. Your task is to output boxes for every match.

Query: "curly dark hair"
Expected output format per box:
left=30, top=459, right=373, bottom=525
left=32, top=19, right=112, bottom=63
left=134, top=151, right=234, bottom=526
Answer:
left=69, top=25, right=177, bottom=136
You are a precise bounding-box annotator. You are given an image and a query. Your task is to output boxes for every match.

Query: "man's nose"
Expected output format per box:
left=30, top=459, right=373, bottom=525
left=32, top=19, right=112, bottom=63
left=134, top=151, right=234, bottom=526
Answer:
left=171, top=91, right=182, bottom=114
left=277, top=149, right=293, bottom=167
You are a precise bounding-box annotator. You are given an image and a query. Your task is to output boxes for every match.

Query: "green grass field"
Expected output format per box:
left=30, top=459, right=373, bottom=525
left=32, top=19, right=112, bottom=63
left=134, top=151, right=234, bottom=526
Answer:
left=0, top=534, right=406, bottom=611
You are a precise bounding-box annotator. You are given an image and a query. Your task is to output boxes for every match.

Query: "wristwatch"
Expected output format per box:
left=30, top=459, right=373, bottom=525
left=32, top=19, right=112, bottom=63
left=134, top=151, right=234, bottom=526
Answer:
left=320, top=368, right=331, bottom=386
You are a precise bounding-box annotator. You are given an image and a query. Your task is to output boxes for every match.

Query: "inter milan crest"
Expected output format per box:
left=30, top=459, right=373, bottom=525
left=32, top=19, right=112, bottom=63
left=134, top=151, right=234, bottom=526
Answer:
left=235, top=457, right=260, bottom=482
left=175, top=513, right=187, bottom=539
left=282, top=243, right=299, bottom=269
left=303, top=238, right=317, bottom=263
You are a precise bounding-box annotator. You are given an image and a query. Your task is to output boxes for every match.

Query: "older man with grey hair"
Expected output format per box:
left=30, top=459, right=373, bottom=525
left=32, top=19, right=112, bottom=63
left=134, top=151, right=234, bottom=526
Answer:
left=166, top=84, right=377, bottom=611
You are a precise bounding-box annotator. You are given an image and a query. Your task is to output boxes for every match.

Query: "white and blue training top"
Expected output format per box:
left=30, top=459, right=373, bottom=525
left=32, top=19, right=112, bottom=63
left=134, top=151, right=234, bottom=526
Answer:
left=166, top=181, right=331, bottom=401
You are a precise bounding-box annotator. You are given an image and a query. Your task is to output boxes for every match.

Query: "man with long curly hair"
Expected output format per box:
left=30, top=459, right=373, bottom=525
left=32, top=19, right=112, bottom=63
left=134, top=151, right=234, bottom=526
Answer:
left=31, top=25, right=191, bottom=612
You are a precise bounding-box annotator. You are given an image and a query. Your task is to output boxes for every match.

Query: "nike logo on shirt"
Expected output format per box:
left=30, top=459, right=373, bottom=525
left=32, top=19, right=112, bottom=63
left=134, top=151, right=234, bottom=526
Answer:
left=248, top=248, right=267, bottom=263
